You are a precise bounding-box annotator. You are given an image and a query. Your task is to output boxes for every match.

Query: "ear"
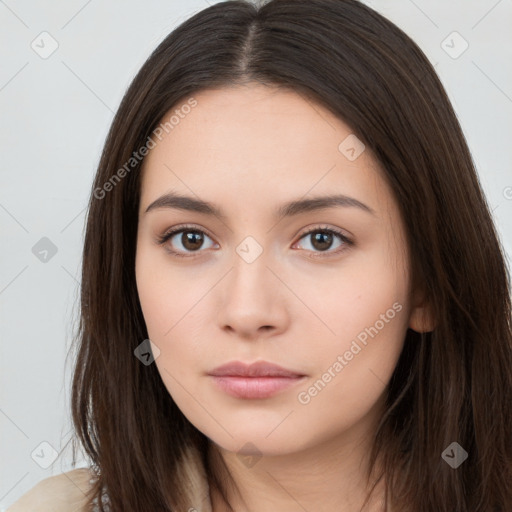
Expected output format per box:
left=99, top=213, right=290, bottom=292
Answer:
left=408, top=287, right=436, bottom=333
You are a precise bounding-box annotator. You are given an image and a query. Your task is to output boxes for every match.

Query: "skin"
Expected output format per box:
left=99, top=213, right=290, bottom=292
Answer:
left=135, top=83, right=434, bottom=512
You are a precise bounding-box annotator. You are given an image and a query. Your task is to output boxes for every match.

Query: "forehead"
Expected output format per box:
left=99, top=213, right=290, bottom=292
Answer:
left=139, top=83, right=394, bottom=220
left=151, top=84, right=356, bottom=163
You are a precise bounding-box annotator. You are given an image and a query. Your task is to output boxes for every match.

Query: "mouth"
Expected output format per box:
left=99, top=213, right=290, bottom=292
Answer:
left=209, top=375, right=306, bottom=399
left=207, top=360, right=307, bottom=399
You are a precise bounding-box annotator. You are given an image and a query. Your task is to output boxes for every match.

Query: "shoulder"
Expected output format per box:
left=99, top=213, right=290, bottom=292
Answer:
left=7, top=468, right=96, bottom=512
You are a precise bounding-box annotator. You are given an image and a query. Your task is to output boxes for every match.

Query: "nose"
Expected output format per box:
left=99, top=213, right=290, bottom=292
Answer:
left=216, top=253, right=290, bottom=341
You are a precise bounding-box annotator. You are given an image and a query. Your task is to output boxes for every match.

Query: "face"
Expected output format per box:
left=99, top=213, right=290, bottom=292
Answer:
left=135, top=83, right=428, bottom=458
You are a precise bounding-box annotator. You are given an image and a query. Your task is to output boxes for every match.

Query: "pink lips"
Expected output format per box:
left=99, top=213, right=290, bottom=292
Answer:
left=208, top=361, right=306, bottom=399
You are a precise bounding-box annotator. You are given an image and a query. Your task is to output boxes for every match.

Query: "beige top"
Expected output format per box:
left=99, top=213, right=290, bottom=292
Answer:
left=7, top=468, right=97, bottom=512
left=7, top=445, right=213, bottom=511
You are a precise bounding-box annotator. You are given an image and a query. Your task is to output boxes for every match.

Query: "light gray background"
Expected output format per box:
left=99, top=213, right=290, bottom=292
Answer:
left=1, top=0, right=511, bottom=508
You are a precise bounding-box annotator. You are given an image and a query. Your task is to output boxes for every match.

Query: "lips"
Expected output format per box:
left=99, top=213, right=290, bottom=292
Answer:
left=208, top=360, right=305, bottom=378
left=208, top=361, right=307, bottom=399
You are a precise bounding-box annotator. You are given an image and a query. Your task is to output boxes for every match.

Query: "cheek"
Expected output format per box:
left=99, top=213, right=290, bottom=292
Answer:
left=290, top=250, right=409, bottom=410
left=136, top=270, right=202, bottom=410
left=290, top=250, right=408, bottom=349
left=135, top=247, right=214, bottom=395
left=136, top=242, right=202, bottom=338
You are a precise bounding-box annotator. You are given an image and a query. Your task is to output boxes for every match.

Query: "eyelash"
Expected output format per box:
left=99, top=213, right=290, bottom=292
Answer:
left=156, top=224, right=353, bottom=259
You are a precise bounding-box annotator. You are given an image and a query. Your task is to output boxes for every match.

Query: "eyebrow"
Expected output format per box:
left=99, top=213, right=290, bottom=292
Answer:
left=143, top=191, right=376, bottom=220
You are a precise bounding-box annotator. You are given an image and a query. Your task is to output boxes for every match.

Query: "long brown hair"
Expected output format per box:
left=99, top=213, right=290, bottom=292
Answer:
left=68, top=0, right=512, bottom=510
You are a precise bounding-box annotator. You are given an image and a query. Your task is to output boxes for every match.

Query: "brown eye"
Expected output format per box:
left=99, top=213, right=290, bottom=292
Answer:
left=294, top=227, right=353, bottom=257
left=157, top=225, right=217, bottom=257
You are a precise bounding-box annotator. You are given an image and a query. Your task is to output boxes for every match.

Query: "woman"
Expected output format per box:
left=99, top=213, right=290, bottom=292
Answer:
left=9, top=0, right=512, bottom=510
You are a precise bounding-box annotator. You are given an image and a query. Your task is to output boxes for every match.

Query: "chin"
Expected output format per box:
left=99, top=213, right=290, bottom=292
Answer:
left=205, top=426, right=310, bottom=458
